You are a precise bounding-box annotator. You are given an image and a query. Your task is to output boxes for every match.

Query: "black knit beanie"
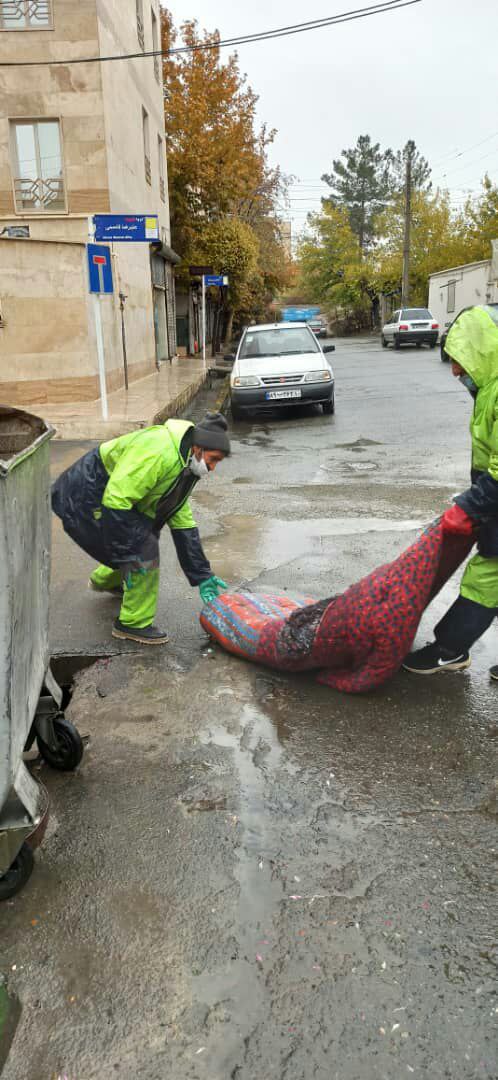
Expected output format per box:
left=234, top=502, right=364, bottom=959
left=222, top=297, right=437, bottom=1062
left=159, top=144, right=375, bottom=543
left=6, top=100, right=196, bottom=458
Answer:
left=192, top=412, right=230, bottom=455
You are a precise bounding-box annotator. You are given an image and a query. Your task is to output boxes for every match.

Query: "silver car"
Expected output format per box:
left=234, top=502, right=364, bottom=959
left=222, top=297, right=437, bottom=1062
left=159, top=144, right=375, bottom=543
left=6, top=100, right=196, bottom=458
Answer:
left=382, top=308, right=439, bottom=350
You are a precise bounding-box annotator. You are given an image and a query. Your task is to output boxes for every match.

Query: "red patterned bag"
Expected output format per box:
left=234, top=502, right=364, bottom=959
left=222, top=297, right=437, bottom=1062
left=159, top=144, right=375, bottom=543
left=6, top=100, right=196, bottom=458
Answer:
left=200, top=519, right=473, bottom=694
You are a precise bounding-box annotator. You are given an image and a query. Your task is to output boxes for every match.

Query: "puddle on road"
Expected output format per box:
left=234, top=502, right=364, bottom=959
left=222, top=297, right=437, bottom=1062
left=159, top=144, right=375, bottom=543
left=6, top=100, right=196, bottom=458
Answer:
left=335, top=438, right=383, bottom=449
left=345, top=461, right=379, bottom=473
left=206, top=513, right=424, bottom=581
left=196, top=704, right=288, bottom=1065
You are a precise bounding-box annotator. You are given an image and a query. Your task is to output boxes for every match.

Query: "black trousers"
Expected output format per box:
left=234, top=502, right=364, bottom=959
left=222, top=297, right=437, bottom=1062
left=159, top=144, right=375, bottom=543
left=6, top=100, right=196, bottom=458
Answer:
left=435, top=596, right=498, bottom=653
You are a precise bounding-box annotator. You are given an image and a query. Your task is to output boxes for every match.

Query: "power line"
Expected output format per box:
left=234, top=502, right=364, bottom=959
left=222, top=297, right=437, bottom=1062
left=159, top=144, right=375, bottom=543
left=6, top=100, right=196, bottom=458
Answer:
left=433, top=145, right=498, bottom=182
left=0, top=0, right=422, bottom=67
left=431, top=129, right=498, bottom=170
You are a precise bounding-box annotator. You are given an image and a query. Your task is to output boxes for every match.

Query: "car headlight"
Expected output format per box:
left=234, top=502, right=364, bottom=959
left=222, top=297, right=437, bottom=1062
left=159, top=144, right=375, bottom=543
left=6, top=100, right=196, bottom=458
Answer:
left=232, top=376, right=260, bottom=387
left=303, top=370, right=332, bottom=383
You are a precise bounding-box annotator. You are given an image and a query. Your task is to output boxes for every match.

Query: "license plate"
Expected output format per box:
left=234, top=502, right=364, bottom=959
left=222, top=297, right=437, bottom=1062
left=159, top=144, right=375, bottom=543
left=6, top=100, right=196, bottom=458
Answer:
left=265, top=388, right=302, bottom=400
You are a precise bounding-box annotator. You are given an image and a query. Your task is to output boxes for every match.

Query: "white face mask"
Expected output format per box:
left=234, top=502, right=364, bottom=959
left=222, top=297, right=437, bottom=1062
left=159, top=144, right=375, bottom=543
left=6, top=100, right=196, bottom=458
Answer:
left=189, top=453, right=209, bottom=479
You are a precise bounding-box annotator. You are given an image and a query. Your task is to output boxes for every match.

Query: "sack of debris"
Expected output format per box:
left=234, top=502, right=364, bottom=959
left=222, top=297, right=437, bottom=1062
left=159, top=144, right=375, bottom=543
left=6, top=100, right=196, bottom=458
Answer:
left=200, top=519, right=473, bottom=694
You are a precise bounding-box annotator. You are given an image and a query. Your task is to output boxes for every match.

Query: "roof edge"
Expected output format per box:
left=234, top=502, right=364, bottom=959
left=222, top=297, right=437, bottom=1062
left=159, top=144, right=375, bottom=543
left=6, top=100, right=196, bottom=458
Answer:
left=429, top=258, right=491, bottom=279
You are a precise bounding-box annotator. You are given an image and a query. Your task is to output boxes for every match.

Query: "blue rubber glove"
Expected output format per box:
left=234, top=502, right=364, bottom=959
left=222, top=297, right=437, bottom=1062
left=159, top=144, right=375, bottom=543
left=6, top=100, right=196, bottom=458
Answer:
left=199, top=575, right=228, bottom=604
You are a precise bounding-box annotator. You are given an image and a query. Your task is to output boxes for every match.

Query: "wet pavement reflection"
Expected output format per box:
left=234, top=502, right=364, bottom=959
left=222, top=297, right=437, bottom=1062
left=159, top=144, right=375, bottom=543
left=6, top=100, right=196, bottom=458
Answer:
left=1, top=340, right=497, bottom=1080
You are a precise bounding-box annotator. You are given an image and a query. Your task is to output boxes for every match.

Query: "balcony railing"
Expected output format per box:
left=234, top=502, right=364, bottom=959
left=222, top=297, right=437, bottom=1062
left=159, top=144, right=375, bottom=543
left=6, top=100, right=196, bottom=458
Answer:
left=13, top=175, right=66, bottom=212
left=0, top=0, right=52, bottom=29
left=144, top=155, right=151, bottom=186
left=159, top=176, right=165, bottom=203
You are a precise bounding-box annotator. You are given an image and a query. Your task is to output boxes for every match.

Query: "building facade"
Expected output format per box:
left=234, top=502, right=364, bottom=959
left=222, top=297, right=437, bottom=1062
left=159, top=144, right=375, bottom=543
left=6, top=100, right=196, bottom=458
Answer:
left=428, top=244, right=498, bottom=339
left=0, top=0, right=179, bottom=406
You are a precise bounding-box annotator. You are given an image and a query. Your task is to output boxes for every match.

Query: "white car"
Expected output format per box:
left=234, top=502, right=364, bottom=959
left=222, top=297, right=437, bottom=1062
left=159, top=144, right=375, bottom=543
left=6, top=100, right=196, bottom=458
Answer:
left=381, top=308, right=439, bottom=350
left=229, top=322, right=335, bottom=420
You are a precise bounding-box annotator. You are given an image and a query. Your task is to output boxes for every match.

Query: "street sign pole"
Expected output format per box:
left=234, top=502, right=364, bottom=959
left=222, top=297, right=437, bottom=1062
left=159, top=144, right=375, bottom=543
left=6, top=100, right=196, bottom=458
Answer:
left=87, top=216, right=108, bottom=421
left=93, top=293, right=108, bottom=421
left=202, top=274, right=206, bottom=370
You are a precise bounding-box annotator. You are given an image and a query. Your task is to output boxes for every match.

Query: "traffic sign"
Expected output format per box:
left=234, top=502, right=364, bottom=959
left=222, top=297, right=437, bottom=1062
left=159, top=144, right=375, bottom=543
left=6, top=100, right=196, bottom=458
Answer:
left=93, top=214, right=160, bottom=242
left=282, top=306, right=320, bottom=322
left=204, top=274, right=229, bottom=287
left=87, top=244, right=113, bottom=294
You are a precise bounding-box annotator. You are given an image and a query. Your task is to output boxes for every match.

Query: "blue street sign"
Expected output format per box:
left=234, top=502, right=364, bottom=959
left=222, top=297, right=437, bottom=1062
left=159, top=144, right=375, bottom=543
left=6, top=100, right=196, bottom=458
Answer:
left=87, top=243, right=113, bottom=294
left=282, top=306, right=320, bottom=322
left=93, top=214, right=160, bottom=242
left=204, top=274, right=229, bottom=287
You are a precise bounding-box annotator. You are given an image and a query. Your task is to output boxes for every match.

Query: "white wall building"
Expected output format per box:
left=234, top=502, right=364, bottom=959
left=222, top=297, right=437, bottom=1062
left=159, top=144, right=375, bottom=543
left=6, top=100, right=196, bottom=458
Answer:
left=428, top=242, right=498, bottom=339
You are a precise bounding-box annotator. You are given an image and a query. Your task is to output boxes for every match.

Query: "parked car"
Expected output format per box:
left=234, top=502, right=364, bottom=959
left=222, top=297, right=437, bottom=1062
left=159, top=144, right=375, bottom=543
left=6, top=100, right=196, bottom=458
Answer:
left=440, top=303, right=498, bottom=360
left=228, top=322, right=335, bottom=420
left=309, top=317, right=327, bottom=338
left=381, top=308, right=439, bottom=349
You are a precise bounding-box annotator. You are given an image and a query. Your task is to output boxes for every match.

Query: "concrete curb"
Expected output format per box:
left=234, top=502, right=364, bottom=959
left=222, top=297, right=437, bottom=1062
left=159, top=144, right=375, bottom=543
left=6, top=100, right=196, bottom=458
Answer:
left=152, top=371, right=208, bottom=426
left=214, top=375, right=230, bottom=416
left=49, top=371, right=209, bottom=441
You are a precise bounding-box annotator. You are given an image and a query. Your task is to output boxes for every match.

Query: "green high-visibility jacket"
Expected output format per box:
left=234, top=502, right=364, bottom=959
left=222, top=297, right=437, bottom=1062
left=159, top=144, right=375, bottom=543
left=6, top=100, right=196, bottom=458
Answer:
left=448, top=306, right=498, bottom=606
left=446, top=305, right=498, bottom=481
left=51, top=418, right=212, bottom=585
left=100, top=418, right=197, bottom=529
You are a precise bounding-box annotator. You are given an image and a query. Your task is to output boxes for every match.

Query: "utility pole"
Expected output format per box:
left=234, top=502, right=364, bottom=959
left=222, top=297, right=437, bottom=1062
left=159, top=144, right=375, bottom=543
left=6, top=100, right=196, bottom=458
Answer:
left=401, top=140, right=415, bottom=308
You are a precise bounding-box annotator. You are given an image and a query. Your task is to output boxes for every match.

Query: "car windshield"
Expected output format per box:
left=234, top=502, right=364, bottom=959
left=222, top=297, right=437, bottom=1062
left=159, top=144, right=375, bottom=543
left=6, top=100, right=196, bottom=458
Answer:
left=240, top=327, right=320, bottom=359
left=401, top=309, right=432, bottom=319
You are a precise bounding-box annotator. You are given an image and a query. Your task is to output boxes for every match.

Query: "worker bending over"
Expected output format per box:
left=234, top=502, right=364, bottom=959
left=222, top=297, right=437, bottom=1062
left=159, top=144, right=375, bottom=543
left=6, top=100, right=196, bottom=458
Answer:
left=52, top=412, right=230, bottom=645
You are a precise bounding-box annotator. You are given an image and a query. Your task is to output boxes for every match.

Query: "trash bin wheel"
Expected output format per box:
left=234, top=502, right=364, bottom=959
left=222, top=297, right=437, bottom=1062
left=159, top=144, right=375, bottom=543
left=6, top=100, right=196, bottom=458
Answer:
left=37, top=715, right=84, bottom=771
left=0, top=842, right=34, bottom=901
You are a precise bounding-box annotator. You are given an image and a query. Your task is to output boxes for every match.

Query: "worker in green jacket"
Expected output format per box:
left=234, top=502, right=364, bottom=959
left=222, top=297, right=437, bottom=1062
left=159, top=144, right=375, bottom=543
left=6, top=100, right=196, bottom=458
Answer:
left=404, top=305, right=498, bottom=679
left=52, top=412, right=230, bottom=645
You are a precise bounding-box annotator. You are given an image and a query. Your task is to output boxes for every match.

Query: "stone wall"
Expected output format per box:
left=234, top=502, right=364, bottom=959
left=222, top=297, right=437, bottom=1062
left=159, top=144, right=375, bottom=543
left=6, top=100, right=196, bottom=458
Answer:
left=0, top=236, right=149, bottom=405
left=0, top=0, right=176, bottom=402
left=0, top=0, right=109, bottom=216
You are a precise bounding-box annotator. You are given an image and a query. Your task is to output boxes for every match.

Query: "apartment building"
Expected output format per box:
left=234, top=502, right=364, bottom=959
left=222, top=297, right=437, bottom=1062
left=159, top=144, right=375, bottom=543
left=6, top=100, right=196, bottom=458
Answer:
left=0, top=0, right=179, bottom=406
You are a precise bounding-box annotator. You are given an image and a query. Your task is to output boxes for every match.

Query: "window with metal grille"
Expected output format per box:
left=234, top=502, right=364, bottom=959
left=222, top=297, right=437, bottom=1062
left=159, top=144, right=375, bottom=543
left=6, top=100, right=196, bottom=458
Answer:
left=136, top=0, right=144, bottom=50
left=157, top=134, right=165, bottom=202
left=0, top=0, right=52, bottom=29
left=151, top=6, right=160, bottom=82
left=10, top=119, right=65, bottom=212
left=142, top=108, right=151, bottom=185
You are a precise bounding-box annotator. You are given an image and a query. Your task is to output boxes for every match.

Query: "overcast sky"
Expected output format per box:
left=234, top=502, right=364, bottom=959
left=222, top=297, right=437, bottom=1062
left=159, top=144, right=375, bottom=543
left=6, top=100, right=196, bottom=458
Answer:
left=164, top=0, right=498, bottom=240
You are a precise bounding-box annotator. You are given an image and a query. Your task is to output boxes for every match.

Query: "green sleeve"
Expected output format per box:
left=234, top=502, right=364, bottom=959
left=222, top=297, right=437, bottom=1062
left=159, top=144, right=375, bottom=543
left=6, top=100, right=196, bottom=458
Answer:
left=489, top=409, right=498, bottom=482
left=102, top=445, right=163, bottom=510
left=168, top=499, right=197, bottom=531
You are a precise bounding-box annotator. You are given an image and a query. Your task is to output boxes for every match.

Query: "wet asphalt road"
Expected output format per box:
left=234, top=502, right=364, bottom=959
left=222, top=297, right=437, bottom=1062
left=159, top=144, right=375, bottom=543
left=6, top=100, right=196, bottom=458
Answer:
left=1, top=337, right=497, bottom=1080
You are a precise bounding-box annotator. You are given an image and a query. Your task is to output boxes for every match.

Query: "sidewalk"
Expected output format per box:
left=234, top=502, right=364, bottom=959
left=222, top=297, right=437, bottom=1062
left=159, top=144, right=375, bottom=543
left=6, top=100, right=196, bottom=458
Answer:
left=43, top=354, right=208, bottom=440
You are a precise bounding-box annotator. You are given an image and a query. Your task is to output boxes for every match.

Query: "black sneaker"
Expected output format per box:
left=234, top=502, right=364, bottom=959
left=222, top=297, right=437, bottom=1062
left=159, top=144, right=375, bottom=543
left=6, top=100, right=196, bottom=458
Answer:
left=112, top=619, right=169, bottom=645
left=490, top=665, right=498, bottom=682
left=402, top=642, right=470, bottom=674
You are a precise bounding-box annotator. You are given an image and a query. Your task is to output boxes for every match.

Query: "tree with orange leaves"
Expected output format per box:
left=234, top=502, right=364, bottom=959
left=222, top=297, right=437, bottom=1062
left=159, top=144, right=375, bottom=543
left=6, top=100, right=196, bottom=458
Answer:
left=160, top=10, right=291, bottom=335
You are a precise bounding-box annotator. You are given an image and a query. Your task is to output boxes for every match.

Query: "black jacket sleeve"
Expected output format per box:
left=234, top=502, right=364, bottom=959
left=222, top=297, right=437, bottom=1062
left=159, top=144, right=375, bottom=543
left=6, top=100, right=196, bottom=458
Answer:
left=101, top=505, right=158, bottom=568
left=455, top=471, right=498, bottom=520
left=170, top=527, right=212, bottom=585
